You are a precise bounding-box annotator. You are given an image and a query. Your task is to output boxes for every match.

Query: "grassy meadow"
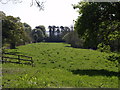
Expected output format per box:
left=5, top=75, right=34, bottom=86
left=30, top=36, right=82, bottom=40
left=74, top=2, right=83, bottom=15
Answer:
left=2, top=43, right=119, bottom=88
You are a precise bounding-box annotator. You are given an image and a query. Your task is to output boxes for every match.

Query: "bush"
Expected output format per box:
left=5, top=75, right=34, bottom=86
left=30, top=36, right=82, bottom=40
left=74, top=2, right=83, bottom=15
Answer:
left=107, top=54, right=120, bottom=62
left=63, top=31, right=84, bottom=48
left=97, top=43, right=111, bottom=53
left=106, top=53, right=120, bottom=67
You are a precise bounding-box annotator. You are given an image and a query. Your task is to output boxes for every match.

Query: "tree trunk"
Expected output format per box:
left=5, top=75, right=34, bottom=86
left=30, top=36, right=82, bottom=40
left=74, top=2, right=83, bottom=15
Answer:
left=10, top=43, right=16, bottom=49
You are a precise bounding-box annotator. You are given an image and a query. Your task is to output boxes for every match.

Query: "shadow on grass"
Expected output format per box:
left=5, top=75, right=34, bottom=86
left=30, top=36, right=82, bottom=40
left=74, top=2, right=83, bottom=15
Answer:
left=65, top=46, right=82, bottom=49
left=64, top=45, right=96, bottom=50
left=71, top=69, right=119, bottom=77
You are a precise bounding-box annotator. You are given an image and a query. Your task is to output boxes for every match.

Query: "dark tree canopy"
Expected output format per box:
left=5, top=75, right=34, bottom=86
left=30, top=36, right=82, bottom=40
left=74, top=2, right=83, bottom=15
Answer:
left=31, top=25, right=46, bottom=43
left=35, top=25, right=46, bottom=35
left=23, top=23, right=32, bottom=43
left=74, top=2, right=120, bottom=52
left=47, top=25, right=72, bottom=42
left=2, top=11, right=32, bottom=49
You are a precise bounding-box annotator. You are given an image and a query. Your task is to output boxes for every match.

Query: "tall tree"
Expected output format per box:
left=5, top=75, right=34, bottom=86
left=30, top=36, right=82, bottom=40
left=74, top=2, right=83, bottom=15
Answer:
left=48, top=26, right=52, bottom=38
left=74, top=2, right=120, bottom=51
left=31, top=25, right=46, bottom=42
left=56, top=26, right=60, bottom=38
left=2, top=14, right=28, bottom=49
left=23, top=23, right=32, bottom=43
left=35, top=25, right=46, bottom=36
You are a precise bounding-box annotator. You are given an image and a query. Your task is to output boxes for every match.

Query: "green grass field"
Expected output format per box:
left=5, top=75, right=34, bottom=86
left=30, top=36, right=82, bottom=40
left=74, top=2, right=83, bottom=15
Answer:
left=2, top=43, right=119, bottom=88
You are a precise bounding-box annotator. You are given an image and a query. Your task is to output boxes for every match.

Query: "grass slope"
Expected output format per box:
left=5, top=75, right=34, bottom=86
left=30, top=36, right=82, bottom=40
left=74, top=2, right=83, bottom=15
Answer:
left=2, top=43, right=119, bottom=88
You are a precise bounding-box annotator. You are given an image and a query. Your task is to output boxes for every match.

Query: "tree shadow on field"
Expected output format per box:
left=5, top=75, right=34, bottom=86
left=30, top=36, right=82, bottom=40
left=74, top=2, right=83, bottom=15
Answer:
left=65, top=46, right=82, bottom=49
left=71, top=69, right=119, bottom=77
left=65, top=45, right=95, bottom=50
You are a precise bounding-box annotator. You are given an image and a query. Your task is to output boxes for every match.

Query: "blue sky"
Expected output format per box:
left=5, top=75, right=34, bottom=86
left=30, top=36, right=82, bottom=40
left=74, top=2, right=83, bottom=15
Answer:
left=0, top=0, right=80, bottom=30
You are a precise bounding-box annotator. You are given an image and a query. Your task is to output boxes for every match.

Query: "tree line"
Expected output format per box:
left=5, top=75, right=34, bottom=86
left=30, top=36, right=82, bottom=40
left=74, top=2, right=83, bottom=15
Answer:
left=1, top=2, right=120, bottom=53
left=71, top=2, right=120, bottom=52
left=1, top=11, right=47, bottom=49
left=1, top=11, right=74, bottom=49
left=47, top=25, right=73, bottom=42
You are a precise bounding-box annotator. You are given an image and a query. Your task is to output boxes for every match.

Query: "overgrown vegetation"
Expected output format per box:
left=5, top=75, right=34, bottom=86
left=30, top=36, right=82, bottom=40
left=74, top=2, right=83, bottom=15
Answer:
left=1, top=11, right=32, bottom=49
left=31, top=25, right=47, bottom=43
left=1, top=11, right=47, bottom=49
left=2, top=43, right=119, bottom=88
left=73, top=2, right=120, bottom=52
left=1, top=1, right=120, bottom=88
left=63, top=31, right=84, bottom=48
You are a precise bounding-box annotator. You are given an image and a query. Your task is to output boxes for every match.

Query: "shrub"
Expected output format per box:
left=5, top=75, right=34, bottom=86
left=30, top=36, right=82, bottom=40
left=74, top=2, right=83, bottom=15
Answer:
left=97, top=43, right=111, bottom=53
left=107, top=53, right=120, bottom=62
left=62, top=31, right=84, bottom=48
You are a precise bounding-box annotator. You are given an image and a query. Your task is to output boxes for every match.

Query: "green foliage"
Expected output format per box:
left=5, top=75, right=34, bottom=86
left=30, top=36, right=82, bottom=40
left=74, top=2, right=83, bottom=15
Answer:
left=97, top=43, right=111, bottom=53
left=63, top=31, right=84, bottom=48
left=106, top=53, right=120, bottom=63
left=2, top=16, right=22, bottom=48
left=2, top=43, right=119, bottom=88
left=0, top=11, right=6, bottom=20
left=98, top=20, right=120, bottom=52
left=2, top=12, right=31, bottom=48
left=74, top=2, right=120, bottom=51
left=23, top=23, right=32, bottom=36
left=35, top=25, right=46, bottom=36
left=23, top=23, right=32, bottom=43
left=31, top=25, right=46, bottom=42
left=60, top=26, right=71, bottom=38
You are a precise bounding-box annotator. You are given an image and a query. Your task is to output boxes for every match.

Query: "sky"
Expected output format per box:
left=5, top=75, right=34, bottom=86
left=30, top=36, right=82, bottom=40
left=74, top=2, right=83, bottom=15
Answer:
left=0, top=0, right=80, bottom=30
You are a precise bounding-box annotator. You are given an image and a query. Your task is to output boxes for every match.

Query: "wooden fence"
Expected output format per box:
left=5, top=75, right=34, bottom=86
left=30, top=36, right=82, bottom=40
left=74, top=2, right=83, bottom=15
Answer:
left=1, top=52, right=34, bottom=66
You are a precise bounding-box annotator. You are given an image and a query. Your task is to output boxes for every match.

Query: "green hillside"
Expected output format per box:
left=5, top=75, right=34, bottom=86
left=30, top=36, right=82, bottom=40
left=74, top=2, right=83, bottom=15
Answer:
left=2, top=43, right=119, bottom=88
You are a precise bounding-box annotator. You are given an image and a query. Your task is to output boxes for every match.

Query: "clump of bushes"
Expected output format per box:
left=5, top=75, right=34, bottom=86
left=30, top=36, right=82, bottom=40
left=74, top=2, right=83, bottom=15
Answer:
left=97, top=43, right=111, bottom=53
left=106, top=53, right=120, bottom=63
left=62, top=31, right=84, bottom=48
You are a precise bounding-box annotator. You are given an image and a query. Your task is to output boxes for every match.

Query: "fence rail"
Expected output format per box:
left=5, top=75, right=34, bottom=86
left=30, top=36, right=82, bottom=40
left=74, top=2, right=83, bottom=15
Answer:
left=1, top=52, right=34, bottom=66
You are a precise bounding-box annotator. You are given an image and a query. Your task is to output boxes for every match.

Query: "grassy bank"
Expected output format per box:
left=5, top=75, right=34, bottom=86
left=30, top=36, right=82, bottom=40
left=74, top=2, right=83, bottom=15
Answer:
left=2, top=43, right=119, bottom=88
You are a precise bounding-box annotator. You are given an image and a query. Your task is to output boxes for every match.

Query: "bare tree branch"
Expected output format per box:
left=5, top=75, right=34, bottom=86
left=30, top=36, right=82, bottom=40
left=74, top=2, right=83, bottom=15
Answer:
left=34, top=0, right=45, bottom=11
left=30, top=0, right=34, bottom=7
left=0, top=0, right=45, bottom=11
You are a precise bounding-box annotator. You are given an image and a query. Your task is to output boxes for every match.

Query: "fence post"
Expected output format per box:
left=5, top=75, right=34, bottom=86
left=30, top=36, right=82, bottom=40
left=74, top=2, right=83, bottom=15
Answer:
left=2, top=53, right=5, bottom=63
left=2, top=56, right=3, bottom=61
left=2, top=52, right=3, bottom=60
left=18, top=55, right=20, bottom=63
left=31, top=57, right=33, bottom=63
left=31, top=57, right=34, bottom=67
